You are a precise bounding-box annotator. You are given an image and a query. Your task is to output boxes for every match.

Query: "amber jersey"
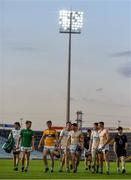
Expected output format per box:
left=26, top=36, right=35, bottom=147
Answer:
left=43, top=129, right=57, bottom=147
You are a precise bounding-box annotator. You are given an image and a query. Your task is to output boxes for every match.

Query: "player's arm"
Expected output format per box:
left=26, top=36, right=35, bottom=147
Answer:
left=59, top=130, right=64, bottom=147
left=113, top=141, right=117, bottom=155
left=66, top=135, right=71, bottom=147
left=125, top=135, right=128, bottom=150
left=89, top=133, right=93, bottom=151
left=79, top=133, right=84, bottom=148
left=32, top=133, right=35, bottom=150
left=103, top=130, right=110, bottom=146
left=38, top=135, right=45, bottom=149
left=55, top=131, right=59, bottom=146
left=16, top=131, right=21, bottom=149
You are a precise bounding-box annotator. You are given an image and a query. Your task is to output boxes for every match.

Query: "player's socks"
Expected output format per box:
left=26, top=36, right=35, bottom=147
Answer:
left=96, top=165, right=99, bottom=173
left=66, top=167, right=70, bottom=173
left=70, top=164, right=73, bottom=170
left=88, top=165, right=91, bottom=171
left=99, top=167, right=103, bottom=174
left=106, top=170, right=110, bottom=175
left=25, top=167, right=28, bottom=172
left=117, top=168, right=120, bottom=174
left=91, top=166, right=95, bottom=173
left=51, top=169, right=54, bottom=173
left=44, top=167, right=49, bottom=173
left=21, top=167, right=24, bottom=172
left=122, top=167, right=126, bottom=174
left=59, top=167, right=63, bottom=172
left=14, top=165, right=18, bottom=171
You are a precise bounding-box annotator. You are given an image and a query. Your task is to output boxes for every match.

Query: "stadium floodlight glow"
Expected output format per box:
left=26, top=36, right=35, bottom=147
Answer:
left=59, top=9, right=84, bottom=123
left=59, top=10, right=83, bottom=33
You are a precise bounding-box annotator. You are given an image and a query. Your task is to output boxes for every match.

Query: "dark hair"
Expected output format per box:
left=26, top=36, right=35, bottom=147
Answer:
left=46, top=120, right=52, bottom=124
left=72, top=123, right=78, bottom=127
left=117, top=126, right=123, bottom=130
left=26, top=120, right=32, bottom=124
left=66, top=121, right=71, bottom=125
left=14, top=122, right=20, bottom=127
left=87, top=129, right=91, bottom=133
left=94, top=122, right=98, bottom=126
left=98, top=121, right=104, bottom=126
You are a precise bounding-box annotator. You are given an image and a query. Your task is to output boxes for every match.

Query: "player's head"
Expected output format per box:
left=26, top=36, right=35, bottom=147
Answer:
left=71, top=123, right=78, bottom=131
left=66, top=121, right=71, bottom=130
left=14, top=122, right=21, bottom=130
left=98, top=121, right=104, bottom=129
left=87, top=129, right=91, bottom=135
left=46, top=120, right=52, bottom=129
left=93, top=122, right=98, bottom=130
left=117, top=126, right=123, bottom=134
left=25, top=120, right=32, bottom=129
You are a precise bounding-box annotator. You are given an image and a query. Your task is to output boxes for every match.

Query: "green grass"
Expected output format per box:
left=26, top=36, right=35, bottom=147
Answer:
left=0, top=159, right=131, bottom=179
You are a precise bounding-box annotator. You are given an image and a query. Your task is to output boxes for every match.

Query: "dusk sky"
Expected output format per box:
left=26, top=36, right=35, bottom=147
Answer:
left=0, top=0, right=131, bottom=130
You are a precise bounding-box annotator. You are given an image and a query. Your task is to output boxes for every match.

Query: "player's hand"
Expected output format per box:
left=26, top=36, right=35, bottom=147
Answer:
left=16, top=145, right=19, bottom=149
left=38, top=145, right=41, bottom=149
left=32, top=146, right=35, bottom=151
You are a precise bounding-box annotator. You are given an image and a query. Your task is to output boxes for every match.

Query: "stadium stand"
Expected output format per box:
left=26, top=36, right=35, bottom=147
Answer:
left=0, top=129, right=131, bottom=161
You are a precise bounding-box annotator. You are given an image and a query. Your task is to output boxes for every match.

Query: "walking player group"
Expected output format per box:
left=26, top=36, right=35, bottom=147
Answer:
left=6, top=120, right=128, bottom=175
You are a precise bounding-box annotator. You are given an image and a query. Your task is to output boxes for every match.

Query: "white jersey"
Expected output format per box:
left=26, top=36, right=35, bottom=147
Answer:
left=60, top=128, right=70, bottom=148
left=91, top=130, right=100, bottom=150
left=11, top=129, right=21, bottom=146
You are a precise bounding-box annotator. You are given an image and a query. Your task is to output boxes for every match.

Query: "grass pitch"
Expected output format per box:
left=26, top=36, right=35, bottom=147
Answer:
left=0, top=159, right=131, bottom=179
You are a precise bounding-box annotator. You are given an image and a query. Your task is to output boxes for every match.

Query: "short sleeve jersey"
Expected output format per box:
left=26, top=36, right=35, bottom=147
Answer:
left=60, top=129, right=70, bottom=147
left=91, top=130, right=100, bottom=149
left=68, top=130, right=82, bottom=145
left=11, top=129, right=21, bottom=145
left=114, top=134, right=127, bottom=150
left=84, top=134, right=90, bottom=149
left=20, top=129, right=34, bottom=147
left=43, top=129, right=57, bottom=147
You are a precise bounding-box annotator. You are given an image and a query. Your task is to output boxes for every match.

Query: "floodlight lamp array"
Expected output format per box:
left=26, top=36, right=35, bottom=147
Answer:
left=59, top=10, right=83, bottom=33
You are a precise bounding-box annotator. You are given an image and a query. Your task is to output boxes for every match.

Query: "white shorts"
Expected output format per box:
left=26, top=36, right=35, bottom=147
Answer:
left=70, top=144, right=77, bottom=153
left=21, top=146, right=32, bottom=152
left=98, top=145, right=109, bottom=153
left=43, top=146, right=55, bottom=153
left=61, top=146, right=70, bottom=153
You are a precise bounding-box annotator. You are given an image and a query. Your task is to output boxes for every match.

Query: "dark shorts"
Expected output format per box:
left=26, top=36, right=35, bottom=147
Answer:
left=116, top=149, right=126, bottom=158
left=13, top=150, right=20, bottom=155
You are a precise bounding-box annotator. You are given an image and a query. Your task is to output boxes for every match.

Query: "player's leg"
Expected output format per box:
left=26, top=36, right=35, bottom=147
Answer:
left=15, top=152, right=20, bottom=171
left=59, top=150, right=65, bottom=172
left=98, top=152, right=103, bottom=174
left=13, top=153, right=17, bottom=170
left=25, top=151, right=31, bottom=172
left=88, top=154, right=92, bottom=171
left=96, top=152, right=99, bottom=173
left=85, top=156, right=88, bottom=170
left=74, top=151, right=79, bottom=173
left=66, top=149, right=70, bottom=172
left=103, top=150, right=110, bottom=175
left=43, top=148, right=49, bottom=172
left=116, top=155, right=120, bottom=174
left=91, top=149, right=96, bottom=173
left=71, top=152, right=76, bottom=172
left=50, top=148, right=55, bottom=172
left=121, top=156, right=126, bottom=173
left=21, top=150, right=26, bottom=172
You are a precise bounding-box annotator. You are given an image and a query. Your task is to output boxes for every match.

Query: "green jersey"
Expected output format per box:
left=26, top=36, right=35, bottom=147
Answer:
left=20, top=129, right=34, bottom=147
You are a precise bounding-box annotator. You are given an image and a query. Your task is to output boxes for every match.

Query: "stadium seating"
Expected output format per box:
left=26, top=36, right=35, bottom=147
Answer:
left=0, top=129, right=131, bottom=161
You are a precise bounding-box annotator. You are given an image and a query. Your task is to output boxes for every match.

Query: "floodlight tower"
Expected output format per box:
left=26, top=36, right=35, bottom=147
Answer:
left=59, top=10, right=83, bottom=122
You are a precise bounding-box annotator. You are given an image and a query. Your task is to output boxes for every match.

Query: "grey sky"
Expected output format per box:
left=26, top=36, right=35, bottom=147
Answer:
left=0, top=0, right=131, bottom=130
